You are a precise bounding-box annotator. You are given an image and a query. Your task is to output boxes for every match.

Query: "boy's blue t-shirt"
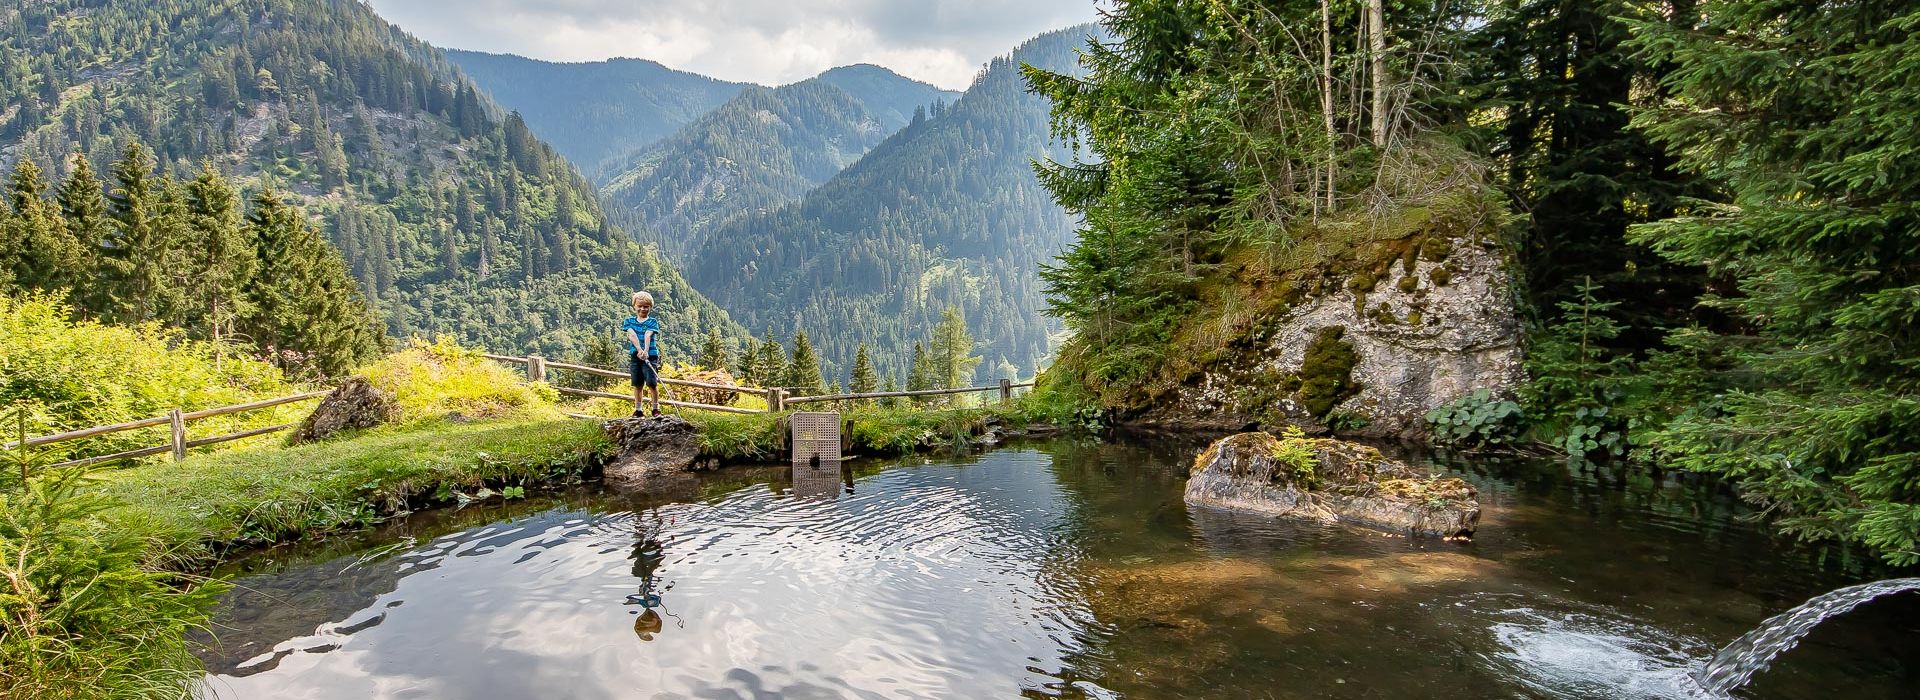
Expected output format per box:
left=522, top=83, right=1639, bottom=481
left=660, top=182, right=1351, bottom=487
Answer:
left=622, top=316, right=661, bottom=357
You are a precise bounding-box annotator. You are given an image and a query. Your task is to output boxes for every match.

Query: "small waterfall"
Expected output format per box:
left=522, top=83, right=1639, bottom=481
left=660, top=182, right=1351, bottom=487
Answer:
left=1695, top=577, right=1920, bottom=694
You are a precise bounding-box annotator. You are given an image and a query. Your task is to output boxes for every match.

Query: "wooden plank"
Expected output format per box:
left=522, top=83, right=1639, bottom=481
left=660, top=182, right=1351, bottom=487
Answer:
left=183, top=422, right=295, bottom=448
left=482, top=353, right=528, bottom=364
left=179, top=391, right=327, bottom=421
left=553, top=387, right=761, bottom=415
left=543, top=359, right=751, bottom=393
left=3, top=414, right=172, bottom=450
left=786, top=383, right=1028, bottom=404
left=48, top=444, right=173, bottom=469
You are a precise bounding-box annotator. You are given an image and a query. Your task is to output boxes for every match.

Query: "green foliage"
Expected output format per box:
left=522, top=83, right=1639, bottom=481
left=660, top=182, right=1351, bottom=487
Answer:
left=1268, top=426, right=1320, bottom=489
left=697, top=327, right=730, bottom=374
left=927, top=306, right=983, bottom=389
left=0, top=415, right=223, bottom=700
left=0, top=294, right=299, bottom=461
left=1522, top=277, right=1636, bottom=457
left=848, top=344, right=879, bottom=394
left=1620, top=1, right=1920, bottom=565
left=361, top=337, right=559, bottom=424
left=1426, top=389, right=1523, bottom=448
left=783, top=331, right=827, bottom=395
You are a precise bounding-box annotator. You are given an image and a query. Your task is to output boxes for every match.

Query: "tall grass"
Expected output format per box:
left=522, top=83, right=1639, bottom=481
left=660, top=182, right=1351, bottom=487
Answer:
left=362, top=336, right=561, bottom=423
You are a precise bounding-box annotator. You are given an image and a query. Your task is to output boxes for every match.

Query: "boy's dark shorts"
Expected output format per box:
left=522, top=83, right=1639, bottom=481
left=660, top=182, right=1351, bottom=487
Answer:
left=630, top=353, right=660, bottom=388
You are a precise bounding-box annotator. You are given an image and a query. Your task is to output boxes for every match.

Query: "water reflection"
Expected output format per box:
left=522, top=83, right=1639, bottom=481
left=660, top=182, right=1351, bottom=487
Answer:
left=195, top=441, right=1917, bottom=700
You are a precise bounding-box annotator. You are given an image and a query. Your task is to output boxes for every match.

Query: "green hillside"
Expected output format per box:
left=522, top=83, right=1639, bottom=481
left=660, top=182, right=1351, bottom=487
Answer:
left=445, top=49, right=750, bottom=177
left=0, top=0, right=743, bottom=364
left=812, top=64, right=961, bottom=133
left=600, top=76, right=930, bottom=261
left=685, top=26, right=1095, bottom=383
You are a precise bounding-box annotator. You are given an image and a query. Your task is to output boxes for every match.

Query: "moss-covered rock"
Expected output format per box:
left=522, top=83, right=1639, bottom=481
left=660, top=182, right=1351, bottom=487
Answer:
left=1185, top=432, right=1480, bottom=537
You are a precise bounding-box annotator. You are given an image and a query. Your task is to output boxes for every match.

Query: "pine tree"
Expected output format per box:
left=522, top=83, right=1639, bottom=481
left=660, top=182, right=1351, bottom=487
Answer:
left=697, top=326, right=729, bottom=373
left=8, top=160, right=82, bottom=294
left=785, top=330, right=826, bottom=395
left=101, top=143, right=174, bottom=323
left=243, top=189, right=381, bottom=376
left=849, top=343, right=879, bottom=394
left=756, top=329, right=788, bottom=386
left=180, top=164, right=255, bottom=343
left=1625, top=1, right=1920, bottom=564
left=927, top=306, right=982, bottom=389
left=906, top=341, right=933, bottom=404
left=739, top=335, right=762, bottom=385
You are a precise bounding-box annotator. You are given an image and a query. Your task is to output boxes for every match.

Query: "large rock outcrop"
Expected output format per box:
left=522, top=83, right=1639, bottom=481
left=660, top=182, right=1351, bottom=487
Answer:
left=602, top=416, right=702, bottom=492
left=1184, top=432, right=1479, bottom=537
left=1132, top=208, right=1526, bottom=439
left=289, top=377, right=400, bottom=444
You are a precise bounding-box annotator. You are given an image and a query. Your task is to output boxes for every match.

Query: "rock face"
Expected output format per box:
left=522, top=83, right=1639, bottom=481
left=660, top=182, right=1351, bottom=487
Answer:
left=1184, top=432, right=1479, bottom=537
left=289, top=377, right=400, bottom=444
left=1140, top=227, right=1526, bottom=439
left=602, top=416, right=703, bottom=492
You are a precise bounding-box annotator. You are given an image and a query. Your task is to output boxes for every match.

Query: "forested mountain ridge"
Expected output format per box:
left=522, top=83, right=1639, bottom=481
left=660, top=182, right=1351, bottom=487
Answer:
left=600, top=70, right=952, bottom=261
left=685, top=26, right=1096, bottom=384
left=0, top=0, right=744, bottom=363
left=445, top=49, right=750, bottom=177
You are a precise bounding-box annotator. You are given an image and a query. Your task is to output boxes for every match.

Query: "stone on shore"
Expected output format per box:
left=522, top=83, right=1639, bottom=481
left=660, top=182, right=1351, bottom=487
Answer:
left=1184, top=432, right=1479, bottom=537
left=602, top=415, right=702, bottom=492
left=289, top=376, right=400, bottom=444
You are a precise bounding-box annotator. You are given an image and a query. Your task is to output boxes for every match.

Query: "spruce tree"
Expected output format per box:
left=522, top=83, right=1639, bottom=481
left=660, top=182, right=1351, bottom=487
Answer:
left=697, top=327, right=729, bottom=373
left=243, top=189, right=381, bottom=376
left=102, top=143, right=174, bottom=323
left=1626, top=1, right=1920, bottom=564
left=756, top=329, right=787, bottom=386
left=849, top=344, right=879, bottom=394
left=907, top=341, right=933, bottom=404
left=7, top=160, right=81, bottom=294
left=739, top=335, right=762, bottom=385
left=180, top=164, right=255, bottom=343
left=785, top=331, right=826, bottom=396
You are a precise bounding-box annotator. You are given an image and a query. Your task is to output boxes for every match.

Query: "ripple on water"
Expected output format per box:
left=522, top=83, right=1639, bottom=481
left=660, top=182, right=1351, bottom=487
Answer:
left=1467, top=598, right=1720, bottom=700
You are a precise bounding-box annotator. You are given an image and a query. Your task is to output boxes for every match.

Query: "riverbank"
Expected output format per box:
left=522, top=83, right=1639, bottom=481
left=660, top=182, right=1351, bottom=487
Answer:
left=97, top=404, right=1021, bottom=570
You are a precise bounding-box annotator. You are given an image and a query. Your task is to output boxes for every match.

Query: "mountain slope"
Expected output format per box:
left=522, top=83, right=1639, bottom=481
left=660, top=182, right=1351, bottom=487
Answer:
left=812, top=65, right=960, bottom=134
left=686, top=26, right=1096, bottom=383
left=0, top=0, right=743, bottom=362
left=445, top=49, right=750, bottom=177
left=600, top=78, right=902, bottom=261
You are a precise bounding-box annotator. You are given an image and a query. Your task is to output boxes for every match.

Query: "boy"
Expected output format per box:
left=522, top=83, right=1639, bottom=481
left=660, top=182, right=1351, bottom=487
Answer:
left=622, top=291, right=662, bottom=417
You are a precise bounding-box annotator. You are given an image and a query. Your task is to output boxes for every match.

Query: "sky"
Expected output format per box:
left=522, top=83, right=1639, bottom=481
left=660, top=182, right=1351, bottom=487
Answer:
left=365, top=0, right=1103, bottom=90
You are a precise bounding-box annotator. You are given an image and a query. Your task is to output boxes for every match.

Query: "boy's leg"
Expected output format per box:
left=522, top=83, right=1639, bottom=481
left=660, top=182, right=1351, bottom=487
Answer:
left=629, top=353, right=645, bottom=415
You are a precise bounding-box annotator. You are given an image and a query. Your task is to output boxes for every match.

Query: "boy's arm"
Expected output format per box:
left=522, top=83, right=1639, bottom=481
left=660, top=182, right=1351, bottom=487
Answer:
left=641, top=330, right=655, bottom=358
left=626, top=328, right=643, bottom=355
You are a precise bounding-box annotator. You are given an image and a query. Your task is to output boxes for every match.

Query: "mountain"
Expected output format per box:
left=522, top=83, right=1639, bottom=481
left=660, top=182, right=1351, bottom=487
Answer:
left=684, top=26, right=1096, bottom=383
left=600, top=70, right=953, bottom=261
left=0, top=0, right=743, bottom=363
left=812, top=64, right=961, bottom=134
left=445, top=49, right=750, bottom=177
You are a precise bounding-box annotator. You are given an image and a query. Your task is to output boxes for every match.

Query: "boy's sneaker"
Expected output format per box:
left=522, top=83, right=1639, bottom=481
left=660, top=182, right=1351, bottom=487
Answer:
left=631, top=410, right=644, bottom=418
left=650, top=409, right=662, bottom=417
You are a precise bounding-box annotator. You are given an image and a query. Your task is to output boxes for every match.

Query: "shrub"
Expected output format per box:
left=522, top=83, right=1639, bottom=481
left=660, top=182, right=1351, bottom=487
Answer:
left=361, top=337, right=558, bottom=423
left=0, top=294, right=298, bottom=460
left=1426, top=388, right=1523, bottom=448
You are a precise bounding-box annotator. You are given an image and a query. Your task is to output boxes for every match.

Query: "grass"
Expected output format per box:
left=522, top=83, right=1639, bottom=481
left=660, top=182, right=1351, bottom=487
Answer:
left=97, top=414, right=608, bottom=567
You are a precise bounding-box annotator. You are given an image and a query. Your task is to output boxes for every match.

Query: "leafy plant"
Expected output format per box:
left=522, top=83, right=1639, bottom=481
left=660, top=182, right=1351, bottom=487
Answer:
left=1426, top=388, right=1522, bottom=448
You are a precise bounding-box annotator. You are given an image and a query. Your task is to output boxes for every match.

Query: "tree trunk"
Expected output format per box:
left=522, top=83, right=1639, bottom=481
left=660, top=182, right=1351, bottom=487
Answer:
left=1369, top=0, right=1389, bottom=147
left=1321, top=0, right=1337, bottom=212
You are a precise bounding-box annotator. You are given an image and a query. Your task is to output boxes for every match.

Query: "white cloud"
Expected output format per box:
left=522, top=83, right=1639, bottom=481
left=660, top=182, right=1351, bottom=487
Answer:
left=365, top=0, right=1101, bottom=89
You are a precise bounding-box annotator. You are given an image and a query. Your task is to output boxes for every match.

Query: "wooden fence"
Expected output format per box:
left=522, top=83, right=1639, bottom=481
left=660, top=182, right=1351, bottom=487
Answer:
left=2, top=356, right=1036, bottom=468
left=482, top=354, right=1033, bottom=414
left=3, top=391, right=329, bottom=468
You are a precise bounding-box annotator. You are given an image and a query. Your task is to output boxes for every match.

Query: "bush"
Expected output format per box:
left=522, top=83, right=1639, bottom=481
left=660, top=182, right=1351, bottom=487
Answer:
left=0, top=294, right=299, bottom=460
left=0, top=423, right=224, bottom=700
left=362, top=337, right=558, bottom=423
left=1426, top=388, right=1523, bottom=448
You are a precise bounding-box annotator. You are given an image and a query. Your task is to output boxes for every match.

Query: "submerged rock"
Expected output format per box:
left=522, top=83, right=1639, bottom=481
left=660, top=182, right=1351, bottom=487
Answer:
left=602, top=416, right=701, bottom=492
left=289, top=376, right=400, bottom=444
left=1184, top=432, right=1479, bottom=537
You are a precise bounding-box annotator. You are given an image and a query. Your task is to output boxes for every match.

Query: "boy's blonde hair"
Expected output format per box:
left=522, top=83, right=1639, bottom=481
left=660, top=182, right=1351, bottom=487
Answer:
left=631, top=291, right=654, bottom=309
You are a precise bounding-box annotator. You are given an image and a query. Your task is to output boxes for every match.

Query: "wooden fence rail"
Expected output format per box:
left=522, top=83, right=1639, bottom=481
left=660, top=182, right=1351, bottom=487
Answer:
left=5, top=390, right=329, bottom=468
left=484, top=352, right=1033, bottom=414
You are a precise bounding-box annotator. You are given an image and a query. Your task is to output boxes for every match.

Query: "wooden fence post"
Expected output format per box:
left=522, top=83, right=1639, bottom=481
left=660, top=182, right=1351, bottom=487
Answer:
left=168, top=409, right=186, bottom=462
left=999, top=378, right=1013, bottom=404
left=527, top=355, right=547, bottom=384
left=767, top=388, right=786, bottom=412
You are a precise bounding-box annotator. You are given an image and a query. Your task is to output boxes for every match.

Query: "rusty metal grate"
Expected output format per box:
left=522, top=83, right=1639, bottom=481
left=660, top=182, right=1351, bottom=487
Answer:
left=790, top=411, right=842, bottom=465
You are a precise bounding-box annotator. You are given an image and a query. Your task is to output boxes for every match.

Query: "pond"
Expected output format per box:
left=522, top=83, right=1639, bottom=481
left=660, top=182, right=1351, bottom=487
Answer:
left=195, top=439, right=1919, bottom=699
